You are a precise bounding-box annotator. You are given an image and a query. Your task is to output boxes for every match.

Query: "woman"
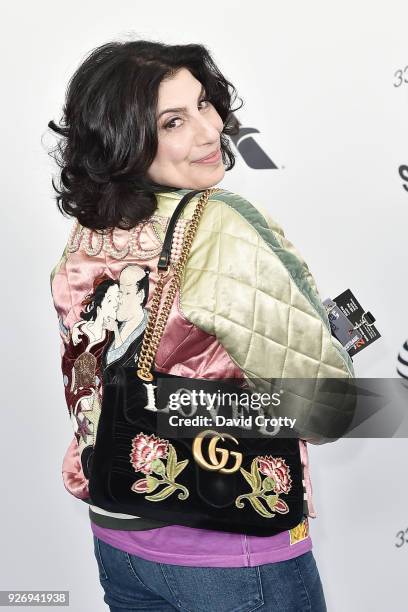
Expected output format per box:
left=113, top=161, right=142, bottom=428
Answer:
left=49, top=39, right=354, bottom=611
left=61, top=274, right=119, bottom=466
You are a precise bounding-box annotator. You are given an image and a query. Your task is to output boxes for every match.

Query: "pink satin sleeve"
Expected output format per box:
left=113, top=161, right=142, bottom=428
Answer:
left=299, top=439, right=317, bottom=518
left=62, top=437, right=90, bottom=500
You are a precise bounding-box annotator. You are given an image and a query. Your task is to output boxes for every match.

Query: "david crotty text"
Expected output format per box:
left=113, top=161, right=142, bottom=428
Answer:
left=167, top=415, right=297, bottom=429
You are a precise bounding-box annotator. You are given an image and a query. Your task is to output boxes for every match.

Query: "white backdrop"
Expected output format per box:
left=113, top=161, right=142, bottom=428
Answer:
left=1, top=1, right=408, bottom=610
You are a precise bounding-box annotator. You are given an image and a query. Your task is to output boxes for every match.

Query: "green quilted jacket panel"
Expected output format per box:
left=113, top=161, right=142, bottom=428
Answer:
left=156, top=188, right=356, bottom=443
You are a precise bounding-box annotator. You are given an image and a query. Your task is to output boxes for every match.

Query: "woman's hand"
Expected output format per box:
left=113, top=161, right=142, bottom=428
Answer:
left=103, top=315, right=119, bottom=333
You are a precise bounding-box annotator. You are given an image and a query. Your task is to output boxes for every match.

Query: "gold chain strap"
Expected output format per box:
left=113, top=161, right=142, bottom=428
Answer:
left=136, top=187, right=222, bottom=381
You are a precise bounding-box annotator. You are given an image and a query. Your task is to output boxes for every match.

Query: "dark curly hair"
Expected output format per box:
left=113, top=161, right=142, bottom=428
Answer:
left=48, top=39, right=243, bottom=231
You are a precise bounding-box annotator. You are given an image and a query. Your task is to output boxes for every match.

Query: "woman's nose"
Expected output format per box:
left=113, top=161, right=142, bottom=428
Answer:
left=193, top=115, right=220, bottom=141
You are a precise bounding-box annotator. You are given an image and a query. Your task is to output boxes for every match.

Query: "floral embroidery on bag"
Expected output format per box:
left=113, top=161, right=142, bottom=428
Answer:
left=129, top=433, right=189, bottom=501
left=235, top=455, right=292, bottom=518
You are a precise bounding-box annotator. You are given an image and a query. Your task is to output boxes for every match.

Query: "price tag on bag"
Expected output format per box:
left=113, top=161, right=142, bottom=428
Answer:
left=323, top=289, right=380, bottom=357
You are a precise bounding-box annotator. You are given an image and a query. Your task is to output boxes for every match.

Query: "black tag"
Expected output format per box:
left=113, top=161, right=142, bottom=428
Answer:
left=324, top=289, right=380, bottom=357
left=322, top=298, right=363, bottom=352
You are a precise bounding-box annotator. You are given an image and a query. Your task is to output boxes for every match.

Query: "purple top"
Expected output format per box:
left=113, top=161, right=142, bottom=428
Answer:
left=90, top=517, right=312, bottom=567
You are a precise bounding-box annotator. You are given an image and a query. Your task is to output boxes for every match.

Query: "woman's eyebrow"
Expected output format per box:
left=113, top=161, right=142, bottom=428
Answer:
left=157, top=84, right=206, bottom=119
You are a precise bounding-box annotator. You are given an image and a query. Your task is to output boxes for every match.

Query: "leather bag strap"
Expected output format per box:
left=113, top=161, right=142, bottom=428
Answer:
left=157, top=189, right=204, bottom=271
left=136, top=187, right=221, bottom=380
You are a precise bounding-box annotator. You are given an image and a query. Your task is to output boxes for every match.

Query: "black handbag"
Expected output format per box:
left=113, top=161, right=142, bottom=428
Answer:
left=88, top=188, right=305, bottom=536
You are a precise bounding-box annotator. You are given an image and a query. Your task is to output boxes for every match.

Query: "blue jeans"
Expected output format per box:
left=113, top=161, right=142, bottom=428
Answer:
left=93, top=535, right=327, bottom=611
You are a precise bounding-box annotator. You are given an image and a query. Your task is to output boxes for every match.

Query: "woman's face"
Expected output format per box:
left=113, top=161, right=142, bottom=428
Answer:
left=99, top=284, right=120, bottom=319
left=146, top=67, right=225, bottom=190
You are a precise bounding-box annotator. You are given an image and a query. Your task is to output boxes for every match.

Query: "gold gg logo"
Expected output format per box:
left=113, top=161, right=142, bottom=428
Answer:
left=192, top=429, right=243, bottom=474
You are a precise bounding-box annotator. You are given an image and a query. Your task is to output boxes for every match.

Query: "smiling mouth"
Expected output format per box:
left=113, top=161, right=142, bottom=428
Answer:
left=192, top=148, right=221, bottom=163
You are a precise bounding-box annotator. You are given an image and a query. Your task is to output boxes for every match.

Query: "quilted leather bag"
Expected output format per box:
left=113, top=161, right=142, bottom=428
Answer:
left=88, top=188, right=305, bottom=536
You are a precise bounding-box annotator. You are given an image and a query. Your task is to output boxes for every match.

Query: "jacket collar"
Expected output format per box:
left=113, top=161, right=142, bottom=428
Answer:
left=156, top=188, right=192, bottom=197
left=156, top=186, right=223, bottom=197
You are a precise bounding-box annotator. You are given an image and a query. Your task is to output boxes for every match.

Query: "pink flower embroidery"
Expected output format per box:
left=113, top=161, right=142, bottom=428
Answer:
left=129, top=433, right=169, bottom=475
left=258, top=456, right=292, bottom=494
left=131, top=478, right=149, bottom=493
left=129, top=433, right=190, bottom=502
left=274, top=498, right=289, bottom=513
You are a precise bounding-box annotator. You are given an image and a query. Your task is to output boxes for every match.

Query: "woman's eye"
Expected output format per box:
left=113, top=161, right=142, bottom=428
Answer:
left=199, top=98, right=210, bottom=109
left=164, top=117, right=181, bottom=130
left=164, top=99, right=210, bottom=130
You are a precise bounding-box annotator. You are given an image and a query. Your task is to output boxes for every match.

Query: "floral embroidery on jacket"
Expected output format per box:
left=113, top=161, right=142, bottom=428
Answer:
left=130, top=433, right=189, bottom=501
left=235, top=455, right=292, bottom=518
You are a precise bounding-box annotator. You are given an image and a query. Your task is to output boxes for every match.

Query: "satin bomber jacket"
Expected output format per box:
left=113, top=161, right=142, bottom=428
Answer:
left=49, top=187, right=355, bottom=526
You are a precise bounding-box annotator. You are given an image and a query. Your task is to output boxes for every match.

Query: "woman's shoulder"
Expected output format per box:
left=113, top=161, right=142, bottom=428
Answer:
left=207, top=187, right=284, bottom=238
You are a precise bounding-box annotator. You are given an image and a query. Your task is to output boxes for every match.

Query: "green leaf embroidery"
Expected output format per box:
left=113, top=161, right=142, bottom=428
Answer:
left=174, top=459, right=189, bottom=477
left=250, top=458, right=261, bottom=491
left=166, top=445, right=177, bottom=480
left=265, top=494, right=279, bottom=510
left=248, top=496, right=275, bottom=518
left=146, top=476, right=159, bottom=493
left=240, top=467, right=255, bottom=489
left=145, top=485, right=176, bottom=502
